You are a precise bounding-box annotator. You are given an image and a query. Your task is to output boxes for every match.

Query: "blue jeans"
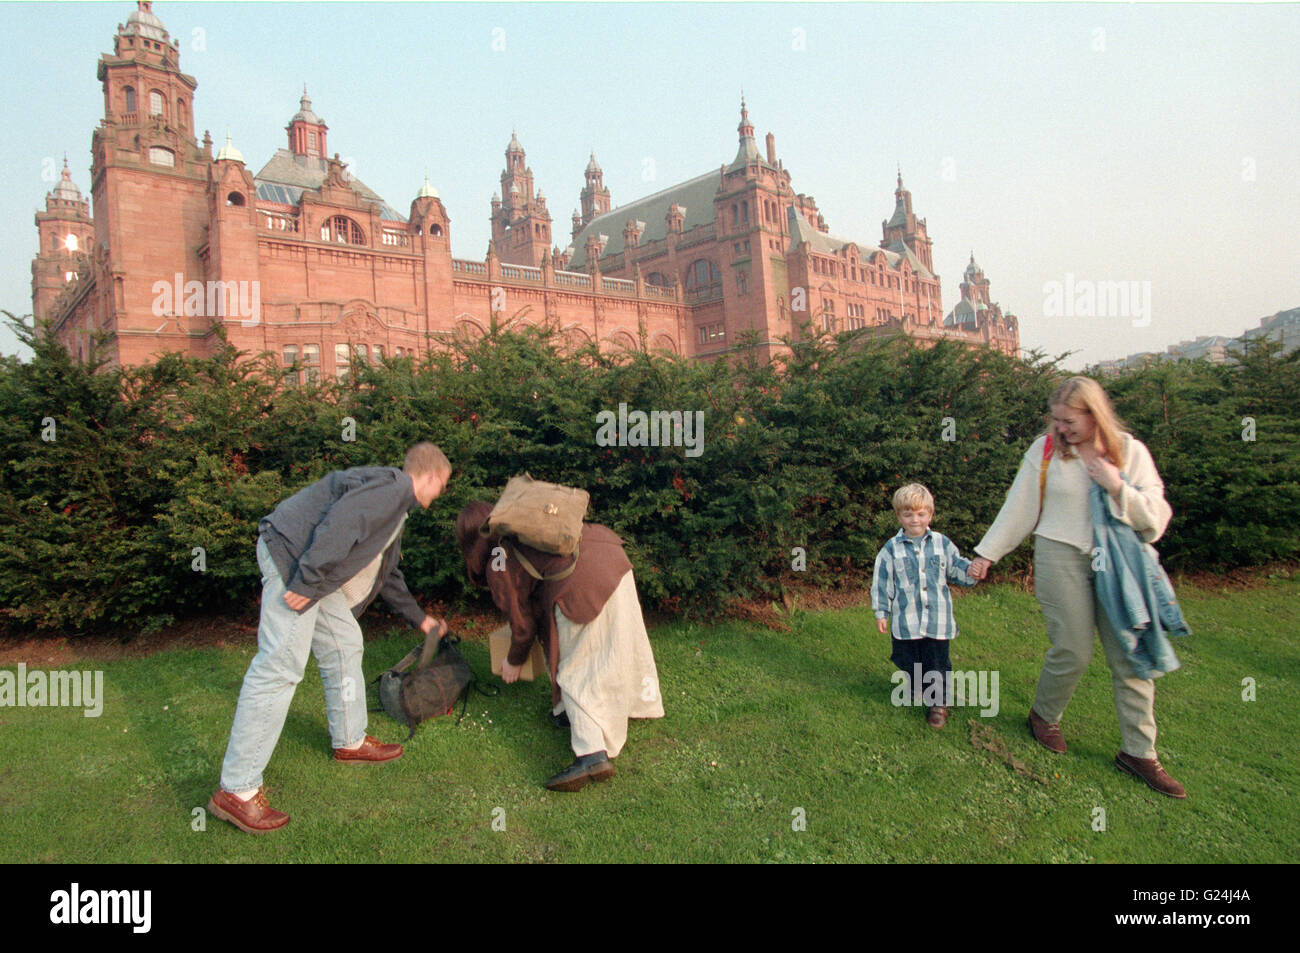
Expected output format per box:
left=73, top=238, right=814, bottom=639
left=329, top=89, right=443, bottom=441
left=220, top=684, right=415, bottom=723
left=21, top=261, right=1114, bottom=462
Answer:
left=219, top=537, right=368, bottom=792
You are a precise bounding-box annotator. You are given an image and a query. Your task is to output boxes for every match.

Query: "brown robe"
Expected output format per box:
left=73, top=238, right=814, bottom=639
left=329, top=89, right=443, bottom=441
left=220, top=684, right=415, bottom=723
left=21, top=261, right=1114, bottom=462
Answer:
left=455, top=501, right=634, bottom=705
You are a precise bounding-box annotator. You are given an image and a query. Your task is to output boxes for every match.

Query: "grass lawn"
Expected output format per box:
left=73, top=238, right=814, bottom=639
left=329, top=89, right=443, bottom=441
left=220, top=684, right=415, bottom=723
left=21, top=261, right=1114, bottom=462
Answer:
left=1, top=576, right=1295, bottom=863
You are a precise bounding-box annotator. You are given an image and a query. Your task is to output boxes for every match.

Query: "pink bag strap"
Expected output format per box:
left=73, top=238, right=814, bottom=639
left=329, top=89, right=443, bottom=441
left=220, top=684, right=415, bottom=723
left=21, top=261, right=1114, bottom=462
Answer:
left=1036, top=434, right=1054, bottom=524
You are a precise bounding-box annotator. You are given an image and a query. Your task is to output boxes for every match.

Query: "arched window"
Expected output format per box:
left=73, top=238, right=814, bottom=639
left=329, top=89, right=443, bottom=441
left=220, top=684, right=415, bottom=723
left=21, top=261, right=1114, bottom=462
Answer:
left=226, top=192, right=245, bottom=207
left=321, top=216, right=365, bottom=244
left=149, top=90, right=164, bottom=117
left=741, top=200, right=749, bottom=223
left=686, top=258, right=720, bottom=288
left=176, top=97, right=186, bottom=123
left=124, top=86, right=136, bottom=114
left=646, top=271, right=671, bottom=287
left=430, top=224, right=443, bottom=237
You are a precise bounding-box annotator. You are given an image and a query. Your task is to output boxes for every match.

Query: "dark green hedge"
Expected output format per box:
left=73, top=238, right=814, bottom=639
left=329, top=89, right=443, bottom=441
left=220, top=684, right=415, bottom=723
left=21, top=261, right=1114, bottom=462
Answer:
left=2, top=312, right=1296, bottom=635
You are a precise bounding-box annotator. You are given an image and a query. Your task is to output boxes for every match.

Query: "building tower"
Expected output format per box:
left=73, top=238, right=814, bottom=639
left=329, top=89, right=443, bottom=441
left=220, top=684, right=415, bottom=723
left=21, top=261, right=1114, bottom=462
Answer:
left=881, top=169, right=934, bottom=272
left=87, top=0, right=214, bottom=364
left=32, top=159, right=95, bottom=330
left=580, top=152, right=611, bottom=225
left=710, top=97, right=797, bottom=362
left=959, top=253, right=990, bottom=310
left=286, top=87, right=328, bottom=158
left=489, top=131, right=552, bottom=266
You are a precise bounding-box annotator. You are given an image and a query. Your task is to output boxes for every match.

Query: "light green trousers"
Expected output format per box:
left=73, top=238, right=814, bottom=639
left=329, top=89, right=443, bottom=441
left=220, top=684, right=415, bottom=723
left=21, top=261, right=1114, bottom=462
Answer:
left=1032, top=536, right=1159, bottom=759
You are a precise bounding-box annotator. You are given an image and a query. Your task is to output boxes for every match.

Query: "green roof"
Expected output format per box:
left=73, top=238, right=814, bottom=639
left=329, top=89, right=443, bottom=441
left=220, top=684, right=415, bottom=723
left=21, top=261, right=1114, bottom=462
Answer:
left=567, top=169, right=720, bottom=268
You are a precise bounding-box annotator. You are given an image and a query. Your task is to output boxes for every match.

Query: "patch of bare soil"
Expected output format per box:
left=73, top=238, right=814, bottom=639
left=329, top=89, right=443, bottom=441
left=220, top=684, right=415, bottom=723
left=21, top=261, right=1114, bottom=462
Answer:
left=968, top=720, right=1051, bottom=785
left=0, top=599, right=506, bottom=667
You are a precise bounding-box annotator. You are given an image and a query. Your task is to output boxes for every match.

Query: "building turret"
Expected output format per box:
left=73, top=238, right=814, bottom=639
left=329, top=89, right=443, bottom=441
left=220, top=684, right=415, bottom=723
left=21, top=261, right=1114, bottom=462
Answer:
left=286, top=86, right=327, bottom=157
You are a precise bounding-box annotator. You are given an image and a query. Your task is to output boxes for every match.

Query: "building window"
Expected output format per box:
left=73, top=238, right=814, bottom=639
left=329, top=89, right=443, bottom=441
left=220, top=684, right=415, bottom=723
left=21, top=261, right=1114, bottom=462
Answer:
left=697, top=323, right=726, bottom=345
left=822, top=298, right=836, bottom=332
left=226, top=192, right=245, bottom=206
left=148, top=146, right=175, bottom=167
left=64, top=234, right=78, bottom=252
left=686, top=258, right=720, bottom=289
left=149, top=90, right=164, bottom=117
left=301, top=344, right=320, bottom=382
left=373, top=345, right=384, bottom=361
left=355, top=343, right=369, bottom=363
left=308, top=131, right=317, bottom=151
left=394, top=347, right=404, bottom=358
left=124, top=86, right=136, bottom=114
left=321, top=216, right=364, bottom=245
left=741, top=200, right=749, bottom=223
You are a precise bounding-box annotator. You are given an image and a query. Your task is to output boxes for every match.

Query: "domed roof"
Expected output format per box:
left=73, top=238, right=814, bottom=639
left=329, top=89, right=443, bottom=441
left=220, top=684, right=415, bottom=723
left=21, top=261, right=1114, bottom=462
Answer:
left=965, top=252, right=983, bottom=278
left=507, top=130, right=524, bottom=154
left=51, top=159, right=82, bottom=201
left=292, top=88, right=322, bottom=125
left=123, top=2, right=169, bottom=41
left=216, top=132, right=243, bottom=163
left=418, top=175, right=439, bottom=199
left=586, top=152, right=602, bottom=174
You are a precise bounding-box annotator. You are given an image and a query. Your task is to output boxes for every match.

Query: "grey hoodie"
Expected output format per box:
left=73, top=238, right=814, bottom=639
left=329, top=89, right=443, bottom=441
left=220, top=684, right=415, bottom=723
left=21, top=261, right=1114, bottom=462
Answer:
left=258, top=466, right=426, bottom=627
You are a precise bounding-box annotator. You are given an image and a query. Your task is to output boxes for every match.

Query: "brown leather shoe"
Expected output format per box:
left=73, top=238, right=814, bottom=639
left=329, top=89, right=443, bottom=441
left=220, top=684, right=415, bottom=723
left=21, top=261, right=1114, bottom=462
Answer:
left=334, top=734, right=403, bottom=764
left=926, top=706, right=948, bottom=729
left=207, top=788, right=289, bottom=834
left=1027, top=708, right=1067, bottom=753
left=1115, top=751, right=1187, bottom=799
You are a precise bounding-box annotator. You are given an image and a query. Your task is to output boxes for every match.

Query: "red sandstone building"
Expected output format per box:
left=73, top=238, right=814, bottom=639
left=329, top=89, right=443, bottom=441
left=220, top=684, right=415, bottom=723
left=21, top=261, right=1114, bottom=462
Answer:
left=33, top=3, right=1019, bottom=377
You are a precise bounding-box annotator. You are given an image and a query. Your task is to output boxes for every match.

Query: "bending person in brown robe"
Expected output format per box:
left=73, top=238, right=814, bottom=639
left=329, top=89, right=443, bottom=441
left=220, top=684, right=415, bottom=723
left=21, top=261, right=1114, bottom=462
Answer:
left=455, top=501, right=665, bottom=791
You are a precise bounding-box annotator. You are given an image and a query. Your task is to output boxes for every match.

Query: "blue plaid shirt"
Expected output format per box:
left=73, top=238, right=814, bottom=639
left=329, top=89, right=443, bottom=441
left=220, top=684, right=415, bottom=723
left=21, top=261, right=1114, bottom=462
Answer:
left=871, top=529, right=976, bottom=641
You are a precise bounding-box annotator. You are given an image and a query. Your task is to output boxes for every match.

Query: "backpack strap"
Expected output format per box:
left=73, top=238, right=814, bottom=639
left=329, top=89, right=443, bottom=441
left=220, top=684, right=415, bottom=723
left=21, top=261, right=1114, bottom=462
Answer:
left=508, top=541, right=580, bottom=582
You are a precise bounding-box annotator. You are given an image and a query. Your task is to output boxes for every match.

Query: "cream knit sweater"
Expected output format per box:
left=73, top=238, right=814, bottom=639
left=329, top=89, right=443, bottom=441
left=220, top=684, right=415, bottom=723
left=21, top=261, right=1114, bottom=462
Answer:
left=974, top=432, right=1172, bottom=562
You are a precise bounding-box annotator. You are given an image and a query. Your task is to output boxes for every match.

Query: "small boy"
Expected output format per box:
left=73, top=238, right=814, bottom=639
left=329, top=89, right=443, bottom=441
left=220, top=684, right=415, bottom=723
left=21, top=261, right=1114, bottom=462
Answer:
left=871, top=483, right=978, bottom=729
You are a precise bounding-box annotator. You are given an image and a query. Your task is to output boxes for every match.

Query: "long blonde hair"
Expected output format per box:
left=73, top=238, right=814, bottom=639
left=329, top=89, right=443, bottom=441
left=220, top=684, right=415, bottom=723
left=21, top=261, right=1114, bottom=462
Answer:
left=1047, top=376, right=1127, bottom=467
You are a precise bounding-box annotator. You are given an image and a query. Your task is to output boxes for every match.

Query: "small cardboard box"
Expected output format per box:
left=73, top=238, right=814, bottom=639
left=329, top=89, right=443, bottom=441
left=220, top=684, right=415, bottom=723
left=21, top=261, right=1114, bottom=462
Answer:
left=488, top=625, right=548, bottom=682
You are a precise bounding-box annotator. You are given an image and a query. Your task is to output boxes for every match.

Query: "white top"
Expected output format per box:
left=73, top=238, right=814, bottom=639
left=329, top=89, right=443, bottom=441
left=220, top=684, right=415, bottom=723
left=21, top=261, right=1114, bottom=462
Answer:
left=339, top=514, right=407, bottom=608
left=974, top=432, right=1172, bottom=562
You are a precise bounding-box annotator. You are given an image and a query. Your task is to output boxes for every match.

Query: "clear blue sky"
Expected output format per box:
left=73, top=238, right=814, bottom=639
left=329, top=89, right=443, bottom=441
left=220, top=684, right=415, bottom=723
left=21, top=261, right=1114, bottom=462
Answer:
left=2, top=1, right=1297, bottom=367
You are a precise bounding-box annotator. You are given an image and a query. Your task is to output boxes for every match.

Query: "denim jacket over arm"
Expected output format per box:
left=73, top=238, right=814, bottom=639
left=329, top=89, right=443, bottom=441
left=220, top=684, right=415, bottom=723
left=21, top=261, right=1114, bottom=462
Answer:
left=1089, top=479, right=1190, bottom=679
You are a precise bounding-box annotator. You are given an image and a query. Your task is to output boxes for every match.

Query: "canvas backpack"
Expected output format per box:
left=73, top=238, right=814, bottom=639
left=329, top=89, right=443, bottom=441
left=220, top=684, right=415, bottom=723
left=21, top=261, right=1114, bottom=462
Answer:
left=485, top=474, right=589, bottom=557
left=372, top=631, right=495, bottom=737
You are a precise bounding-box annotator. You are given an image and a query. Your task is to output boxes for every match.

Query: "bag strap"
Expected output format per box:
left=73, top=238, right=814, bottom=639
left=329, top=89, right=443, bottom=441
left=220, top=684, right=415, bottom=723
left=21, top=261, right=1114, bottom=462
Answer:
left=508, top=541, right=580, bottom=582
left=1036, top=434, right=1054, bottom=525
left=453, top=674, right=503, bottom=726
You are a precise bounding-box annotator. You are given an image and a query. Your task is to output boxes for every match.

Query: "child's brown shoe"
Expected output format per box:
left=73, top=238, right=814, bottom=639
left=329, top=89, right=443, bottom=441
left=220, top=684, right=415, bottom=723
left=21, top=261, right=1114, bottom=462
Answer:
left=926, top=706, right=948, bottom=729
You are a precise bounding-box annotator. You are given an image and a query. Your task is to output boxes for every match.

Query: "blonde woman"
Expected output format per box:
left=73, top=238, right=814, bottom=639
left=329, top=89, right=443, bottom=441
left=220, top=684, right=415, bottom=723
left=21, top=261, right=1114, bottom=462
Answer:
left=967, top=377, right=1186, bottom=798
